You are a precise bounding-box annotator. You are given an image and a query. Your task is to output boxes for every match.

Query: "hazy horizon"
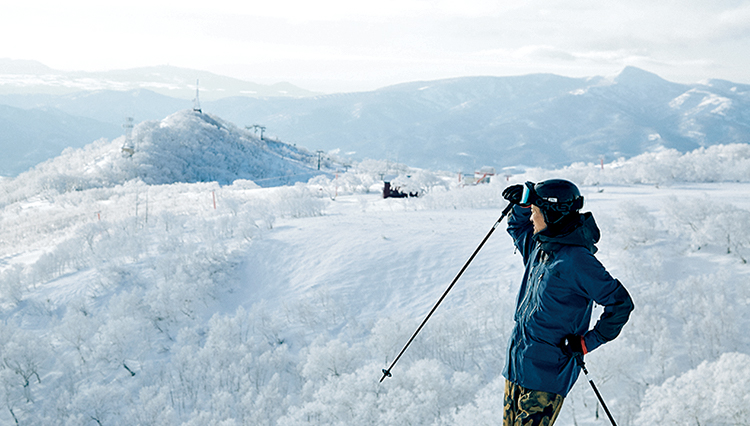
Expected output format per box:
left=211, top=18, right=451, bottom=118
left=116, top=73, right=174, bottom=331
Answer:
left=3, top=1, right=750, bottom=93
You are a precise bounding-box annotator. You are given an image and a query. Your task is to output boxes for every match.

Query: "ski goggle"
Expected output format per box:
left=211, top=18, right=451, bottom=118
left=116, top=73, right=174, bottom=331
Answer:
left=520, top=181, right=536, bottom=206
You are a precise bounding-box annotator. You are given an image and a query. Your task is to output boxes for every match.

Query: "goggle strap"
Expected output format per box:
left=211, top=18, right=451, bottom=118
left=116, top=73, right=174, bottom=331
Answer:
left=535, top=196, right=584, bottom=213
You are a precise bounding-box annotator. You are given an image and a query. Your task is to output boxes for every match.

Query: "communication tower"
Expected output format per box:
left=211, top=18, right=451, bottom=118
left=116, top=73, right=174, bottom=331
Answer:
left=121, top=117, right=135, bottom=156
left=193, top=79, right=202, bottom=113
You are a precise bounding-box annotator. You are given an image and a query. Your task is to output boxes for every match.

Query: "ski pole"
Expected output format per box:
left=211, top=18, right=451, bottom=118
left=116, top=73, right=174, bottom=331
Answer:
left=380, top=203, right=514, bottom=383
left=575, top=355, right=618, bottom=426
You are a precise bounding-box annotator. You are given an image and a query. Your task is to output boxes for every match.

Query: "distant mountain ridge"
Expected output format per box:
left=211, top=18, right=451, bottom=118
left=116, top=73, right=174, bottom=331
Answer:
left=0, top=59, right=317, bottom=100
left=0, top=104, right=121, bottom=176
left=207, top=66, right=750, bottom=172
left=1, top=64, right=749, bottom=176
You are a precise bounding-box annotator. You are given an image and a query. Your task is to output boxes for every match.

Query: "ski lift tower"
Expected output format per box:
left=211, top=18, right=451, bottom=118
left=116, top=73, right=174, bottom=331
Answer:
left=121, top=117, right=135, bottom=156
left=316, top=150, right=325, bottom=170
left=193, top=79, right=202, bottom=113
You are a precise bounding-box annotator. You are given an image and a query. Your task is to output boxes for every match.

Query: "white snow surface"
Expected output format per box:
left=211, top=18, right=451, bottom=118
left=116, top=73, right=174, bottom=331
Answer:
left=1, top=138, right=750, bottom=424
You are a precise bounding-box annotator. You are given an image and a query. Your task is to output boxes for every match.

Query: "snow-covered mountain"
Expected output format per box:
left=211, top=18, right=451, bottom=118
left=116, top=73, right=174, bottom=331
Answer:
left=2, top=64, right=749, bottom=177
left=0, top=109, right=330, bottom=205
left=0, top=104, right=121, bottom=176
left=207, top=66, right=750, bottom=173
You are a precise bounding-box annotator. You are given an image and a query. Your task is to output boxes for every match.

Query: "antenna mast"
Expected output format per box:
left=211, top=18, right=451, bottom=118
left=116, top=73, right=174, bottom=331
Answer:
left=193, top=79, right=202, bottom=113
left=121, top=117, right=135, bottom=156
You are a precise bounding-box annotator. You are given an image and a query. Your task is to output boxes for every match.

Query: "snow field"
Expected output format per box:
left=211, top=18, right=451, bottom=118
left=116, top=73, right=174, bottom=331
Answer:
left=1, top=147, right=750, bottom=424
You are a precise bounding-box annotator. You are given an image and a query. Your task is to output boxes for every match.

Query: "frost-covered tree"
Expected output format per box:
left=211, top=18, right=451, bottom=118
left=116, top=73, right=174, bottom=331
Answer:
left=635, top=353, right=750, bottom=425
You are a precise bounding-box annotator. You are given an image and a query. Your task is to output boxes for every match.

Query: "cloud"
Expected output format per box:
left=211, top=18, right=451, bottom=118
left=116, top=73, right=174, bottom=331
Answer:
left=517, top=46, right=578, bottom=62
left=472, top=45, right=644, bottom=67
left=713, top=4, right=750, bottom=38
left=3, top=0, right=750, bottom=90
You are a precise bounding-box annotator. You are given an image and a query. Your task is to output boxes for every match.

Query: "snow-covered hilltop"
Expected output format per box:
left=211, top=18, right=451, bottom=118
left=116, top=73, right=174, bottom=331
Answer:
left=125, top=110, right=326, bottom=186
left=0, top=109, right=330, bottom=206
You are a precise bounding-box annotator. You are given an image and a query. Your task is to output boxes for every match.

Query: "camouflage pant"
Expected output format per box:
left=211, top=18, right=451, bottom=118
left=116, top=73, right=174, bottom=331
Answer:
left=503, top=380, right=564, bottom=426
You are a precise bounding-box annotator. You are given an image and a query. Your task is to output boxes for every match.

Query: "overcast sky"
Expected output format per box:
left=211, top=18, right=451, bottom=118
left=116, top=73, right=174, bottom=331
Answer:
left=2, top=0, right=749, bottom=93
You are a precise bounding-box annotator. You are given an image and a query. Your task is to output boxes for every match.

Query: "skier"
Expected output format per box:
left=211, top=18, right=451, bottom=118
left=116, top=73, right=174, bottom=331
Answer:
left=500, top=179, right=634, bottom=426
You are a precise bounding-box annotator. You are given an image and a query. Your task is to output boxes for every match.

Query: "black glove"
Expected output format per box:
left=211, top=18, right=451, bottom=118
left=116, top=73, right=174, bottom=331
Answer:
left=502, top=184, right=525, bottom=205
left=561, top=334, right=587, bottom=361
left=502, top=182, right=535, bottom=206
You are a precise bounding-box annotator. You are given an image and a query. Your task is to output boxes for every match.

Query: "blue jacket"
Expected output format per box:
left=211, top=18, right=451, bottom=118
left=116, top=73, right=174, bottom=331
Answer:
left=503, top=205, right=633, bottom=396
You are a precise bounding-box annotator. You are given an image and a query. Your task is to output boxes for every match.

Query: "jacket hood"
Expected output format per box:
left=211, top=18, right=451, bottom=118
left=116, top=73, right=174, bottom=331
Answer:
left=534, top=212, right=600, bottom=254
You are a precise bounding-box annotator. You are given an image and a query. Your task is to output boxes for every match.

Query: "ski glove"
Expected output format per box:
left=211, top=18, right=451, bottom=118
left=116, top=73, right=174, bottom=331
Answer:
left=561, top=334, right=588, bottom=359
left=502, top=182, right=536, bottom=206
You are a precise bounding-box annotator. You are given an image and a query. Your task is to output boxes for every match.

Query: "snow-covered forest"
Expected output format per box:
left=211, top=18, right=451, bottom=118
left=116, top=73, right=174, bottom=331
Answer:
left=1, top=111, right=750, bottom=425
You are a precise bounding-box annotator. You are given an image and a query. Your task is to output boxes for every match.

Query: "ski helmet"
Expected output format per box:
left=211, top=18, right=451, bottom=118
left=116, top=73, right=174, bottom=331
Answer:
left=527, top=179, right=584, bottom=225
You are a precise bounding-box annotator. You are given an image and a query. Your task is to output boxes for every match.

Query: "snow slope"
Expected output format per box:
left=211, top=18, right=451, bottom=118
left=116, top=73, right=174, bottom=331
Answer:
left=1, top=144, right=750, bottom=425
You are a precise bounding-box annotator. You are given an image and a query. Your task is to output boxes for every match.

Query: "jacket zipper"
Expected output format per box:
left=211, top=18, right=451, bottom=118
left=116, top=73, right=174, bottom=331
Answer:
left=524, top=271, right=544, bottom=320
left=520, top=250, right=546, bottom=322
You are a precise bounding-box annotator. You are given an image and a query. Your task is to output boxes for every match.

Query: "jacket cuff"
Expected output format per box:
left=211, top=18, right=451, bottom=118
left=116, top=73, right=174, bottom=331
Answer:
left=583, top=330, right=605, bottom=353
